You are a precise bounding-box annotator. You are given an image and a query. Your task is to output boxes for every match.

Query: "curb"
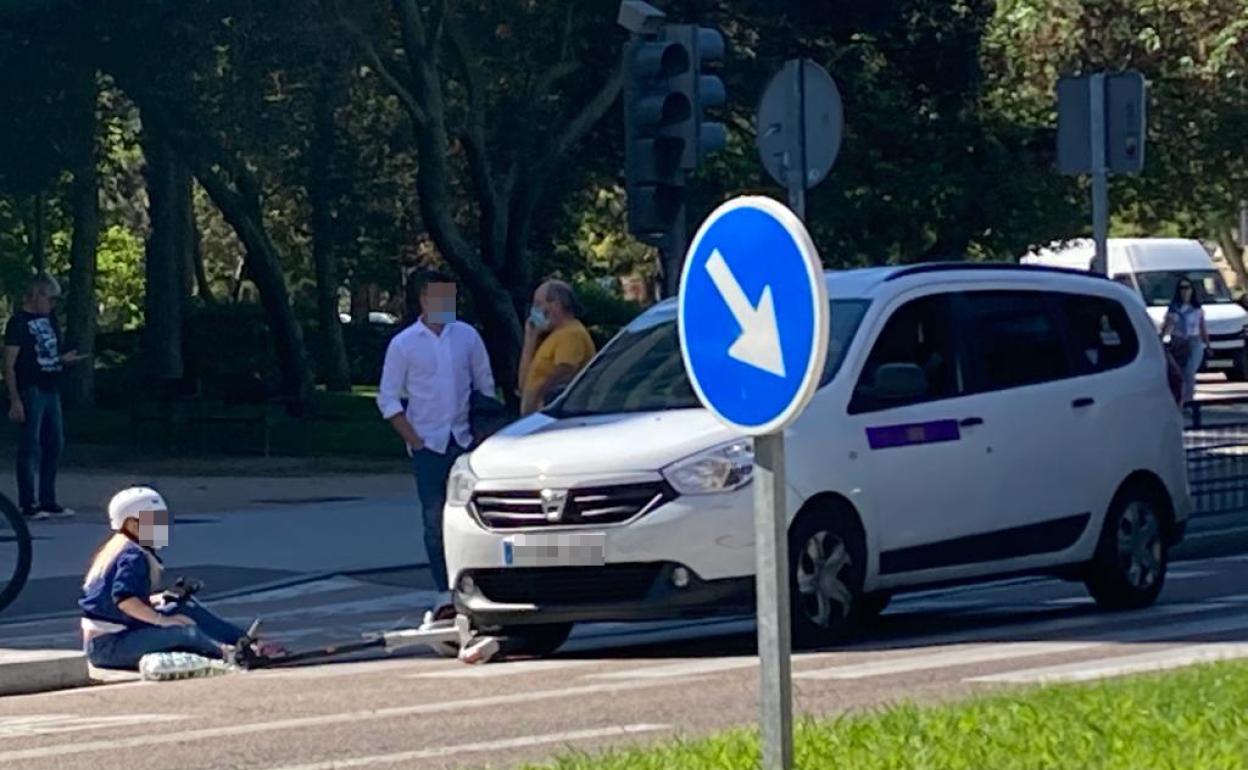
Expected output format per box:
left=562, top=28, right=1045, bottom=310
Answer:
left=0, top=649, right=89, bottom=696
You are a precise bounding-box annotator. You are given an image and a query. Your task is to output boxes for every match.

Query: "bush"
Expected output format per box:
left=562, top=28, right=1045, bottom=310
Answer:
left=575, top=279, right=643, bottom=348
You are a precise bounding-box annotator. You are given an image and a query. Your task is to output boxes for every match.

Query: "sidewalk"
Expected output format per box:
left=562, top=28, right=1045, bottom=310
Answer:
left=1, top=468, right=428, bottom=622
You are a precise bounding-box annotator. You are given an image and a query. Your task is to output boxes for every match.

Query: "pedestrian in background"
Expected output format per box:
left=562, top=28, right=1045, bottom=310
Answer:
left=4, top=273, right=85, bottom=521
left=377, top=269, right=496, bottom=619
left=518, top=279, right=596, bottom=416
left=1162, top=278, right=1209, bottom=406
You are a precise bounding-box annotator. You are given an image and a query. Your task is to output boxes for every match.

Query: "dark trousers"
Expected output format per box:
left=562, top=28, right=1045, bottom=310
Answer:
left=85, top=598, right=248, bottom=670
left=411, top=441, right=466, bottom=593
left=16, top=387, right=63, bottom=511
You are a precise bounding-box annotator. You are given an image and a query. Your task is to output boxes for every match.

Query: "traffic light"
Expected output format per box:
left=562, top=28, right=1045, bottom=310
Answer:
left=622, top=34, right=693, bottom=245
left=664, top=24, right=727, bottom=167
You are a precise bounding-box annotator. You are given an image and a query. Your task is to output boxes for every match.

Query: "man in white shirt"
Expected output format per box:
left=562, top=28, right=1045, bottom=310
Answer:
left=377, top=270, right=496, bottom=617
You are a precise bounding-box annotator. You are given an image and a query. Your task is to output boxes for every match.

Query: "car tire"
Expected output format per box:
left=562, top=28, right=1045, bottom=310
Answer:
left=787, top=505, right=866, bottom=649
left=1084, top=483, right=1169, bottom=610
left=859, top=591, right=892, bottom=622
left=492, top=623, right=574, bottom=659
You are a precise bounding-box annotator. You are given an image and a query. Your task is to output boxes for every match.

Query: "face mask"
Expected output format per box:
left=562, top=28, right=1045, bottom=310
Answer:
left=529, top=307, right=550, bottom=331
left=426, top=310, right=456, bottom=324
left=140, top=522, right=170, bottom=550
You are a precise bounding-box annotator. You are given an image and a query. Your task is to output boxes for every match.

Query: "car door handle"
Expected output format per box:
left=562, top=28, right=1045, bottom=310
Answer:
left=959, top=417, right=984, bottom=428
left=1072, top=397, right=1095, bottom=409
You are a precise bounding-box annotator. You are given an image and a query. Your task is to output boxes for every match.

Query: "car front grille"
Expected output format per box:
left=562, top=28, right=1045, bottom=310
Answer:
left=1210, top=330, right=1245, bottom=343
left=468, top=564, right=665, bottom=604
left=470, top=482, right=674, bottom=530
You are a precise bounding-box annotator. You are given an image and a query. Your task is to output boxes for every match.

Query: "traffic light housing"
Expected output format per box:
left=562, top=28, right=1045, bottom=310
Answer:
left=623, top=34, right=692, bottom=245
left=664, top=24, right=727, bottom=167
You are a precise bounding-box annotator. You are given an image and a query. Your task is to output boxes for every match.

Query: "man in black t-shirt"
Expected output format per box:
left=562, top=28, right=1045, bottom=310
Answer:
left=4, top=274, right=86, bottom=520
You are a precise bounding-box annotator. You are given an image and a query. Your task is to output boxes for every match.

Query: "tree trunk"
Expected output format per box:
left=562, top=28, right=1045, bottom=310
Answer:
left=188, top=204, right=215, bottom=305
left=141, top=128, right=185, bottom=380
left=64, top=79, right=100, bottom=407
left=1218, top=227, right=1248, bottom=299
left=310, top=64, right=352, bottom=392
left=29, top=191, right=46, bottom=273
left=193, top=169, right=315, bottom=411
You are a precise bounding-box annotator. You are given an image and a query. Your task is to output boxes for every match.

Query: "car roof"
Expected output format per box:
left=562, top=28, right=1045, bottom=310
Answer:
left=641, top=261, right=1112, bottom=314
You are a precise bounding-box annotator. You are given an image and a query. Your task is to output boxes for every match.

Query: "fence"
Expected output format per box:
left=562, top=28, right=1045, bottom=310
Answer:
left=1185, top=398, right=1248, bottom=517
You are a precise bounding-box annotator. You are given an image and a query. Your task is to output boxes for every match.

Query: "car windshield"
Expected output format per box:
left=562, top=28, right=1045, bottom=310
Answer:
left=548, top=299, right=872, bottom=418
left=1135, top=270, right=1234, bottom=306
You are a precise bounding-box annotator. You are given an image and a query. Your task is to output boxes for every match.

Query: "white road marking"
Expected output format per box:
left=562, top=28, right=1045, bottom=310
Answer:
left=410, top=658, right=601, bottom=679
left=256, top=724, right=670, bottom=770
left=794, top=641, right=1095, bottom=680
left=587, top=656, right=759, bottom=680
left=968, top=642, right=1248, bottom=684
left=799, top=610, right=1248, bottom=681
left=1165, top=569, right=1218, bottom=579
left=0, top=678, right=703, bottom=762
left=0, top=714, right=185, bottom=739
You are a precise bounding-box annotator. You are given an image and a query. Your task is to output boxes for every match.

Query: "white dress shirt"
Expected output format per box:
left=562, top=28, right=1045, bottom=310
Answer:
left=376, top=319, right=497, bottom=454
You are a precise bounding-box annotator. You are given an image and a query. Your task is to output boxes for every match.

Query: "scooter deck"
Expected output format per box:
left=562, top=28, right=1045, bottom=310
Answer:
left=238, top=618, right=469, bottom=670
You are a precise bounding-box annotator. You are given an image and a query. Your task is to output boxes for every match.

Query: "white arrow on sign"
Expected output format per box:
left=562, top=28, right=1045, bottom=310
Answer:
left=704, top=249, right=786, bottom=377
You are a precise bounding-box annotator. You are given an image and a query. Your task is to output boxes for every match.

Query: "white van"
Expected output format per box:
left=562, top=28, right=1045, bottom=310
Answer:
left=442, top=263, right=1191, bottom=655
left=1022, top=238, right=1248, bottom=379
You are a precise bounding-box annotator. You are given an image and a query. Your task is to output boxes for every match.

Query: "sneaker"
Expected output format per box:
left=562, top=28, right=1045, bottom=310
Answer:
left=22, top=506, right=49, bottom=521
left=427, top=591, right=456, bottom=622
left=38, top=504, right=74, bottom=519
left=138, top=651, right=233, bottom=681
left=458, top=636, right=501, bottom=665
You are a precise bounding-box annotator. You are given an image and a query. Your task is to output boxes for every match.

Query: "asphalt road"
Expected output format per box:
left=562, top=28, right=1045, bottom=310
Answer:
left=0, top=376, right=1246, bottom=769
left=3, top=538, right=1248, bottom=770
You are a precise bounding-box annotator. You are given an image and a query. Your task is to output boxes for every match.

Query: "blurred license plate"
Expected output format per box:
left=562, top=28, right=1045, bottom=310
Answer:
left=503, top=533, right=606, bottom=567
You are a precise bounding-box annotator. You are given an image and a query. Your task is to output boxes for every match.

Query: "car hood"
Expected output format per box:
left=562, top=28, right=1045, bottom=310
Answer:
left=469, top=408, right=739, bottom=480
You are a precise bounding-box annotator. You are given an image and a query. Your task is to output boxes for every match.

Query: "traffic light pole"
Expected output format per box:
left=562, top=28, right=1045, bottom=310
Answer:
left=662, top=201, right=688, bottom=298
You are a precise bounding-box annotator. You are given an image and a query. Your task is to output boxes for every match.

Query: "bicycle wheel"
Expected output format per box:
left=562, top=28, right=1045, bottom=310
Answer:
left=0, top=492, right=32, bottom=614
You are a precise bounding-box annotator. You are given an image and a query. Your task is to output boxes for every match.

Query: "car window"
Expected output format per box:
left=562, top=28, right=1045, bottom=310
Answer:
left=962, top=291, right=1070, bottom=393
left=849, top=294, right=959, bottom=414
left=551, top=299, right=871, bottom=418
left=1061, top=294, right=1139, bottom=374
left=1135, top=270, right=1234, bottom=306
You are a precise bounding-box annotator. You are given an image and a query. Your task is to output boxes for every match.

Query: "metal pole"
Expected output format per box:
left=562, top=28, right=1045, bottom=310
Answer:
left=754, top=431, right=792, bottom=770
left=1090, top=72, right=1109, bottom=275
left=663, top=199, right=688, bottom=299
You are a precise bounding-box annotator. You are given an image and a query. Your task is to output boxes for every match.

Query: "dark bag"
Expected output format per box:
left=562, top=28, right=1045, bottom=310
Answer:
left=468, top=391, right=514, bottom=450
left=1168, top=335, right=1192, bottom=368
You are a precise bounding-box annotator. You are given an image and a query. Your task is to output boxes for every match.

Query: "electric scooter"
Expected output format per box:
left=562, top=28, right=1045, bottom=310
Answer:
left=162, top=576, right=472, bottom=670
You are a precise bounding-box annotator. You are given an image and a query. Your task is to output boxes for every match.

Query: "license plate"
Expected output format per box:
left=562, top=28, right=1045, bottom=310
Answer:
left=502, top=533, right=606, bottom=567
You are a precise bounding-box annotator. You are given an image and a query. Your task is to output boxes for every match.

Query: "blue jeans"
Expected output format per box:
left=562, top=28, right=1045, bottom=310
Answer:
left=85, top=598, right=248, bottom=671
left=411, top=441, right=466, bottom=593
left=1182, top=341, right=1206, bottom=404
left=16, top=387, right=63, bottom=511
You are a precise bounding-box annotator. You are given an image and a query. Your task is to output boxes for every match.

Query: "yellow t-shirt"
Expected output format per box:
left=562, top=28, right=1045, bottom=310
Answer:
left=523, top=320, right=596, bottom=410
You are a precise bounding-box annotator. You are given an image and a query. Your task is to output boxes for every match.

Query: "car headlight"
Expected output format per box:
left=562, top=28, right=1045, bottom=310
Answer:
left=661, top=439, right=754, bottom=495
left=446, top=454, right=478, bottom=507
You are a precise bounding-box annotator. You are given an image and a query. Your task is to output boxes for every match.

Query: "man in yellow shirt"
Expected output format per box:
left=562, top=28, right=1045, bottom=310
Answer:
left=518, top=279, right=596, bottom=416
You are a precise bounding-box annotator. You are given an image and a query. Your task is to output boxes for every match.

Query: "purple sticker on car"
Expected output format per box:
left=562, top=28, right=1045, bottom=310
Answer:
left=866, top=419, right=961, bottom=450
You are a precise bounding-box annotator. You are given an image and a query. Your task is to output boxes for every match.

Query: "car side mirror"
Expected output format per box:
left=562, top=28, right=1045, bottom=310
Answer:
left=873, top=363, right=928, bottom=401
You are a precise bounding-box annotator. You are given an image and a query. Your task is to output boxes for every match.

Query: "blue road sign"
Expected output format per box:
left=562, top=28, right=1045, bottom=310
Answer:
left=678, top=196, right=829, bottom=435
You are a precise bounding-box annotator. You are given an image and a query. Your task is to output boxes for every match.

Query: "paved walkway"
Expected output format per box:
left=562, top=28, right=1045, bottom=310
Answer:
left=2, top=468, right=426, bottom=621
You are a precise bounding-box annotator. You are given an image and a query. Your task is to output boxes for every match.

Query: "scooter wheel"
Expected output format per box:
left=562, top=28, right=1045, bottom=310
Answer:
left=430, top=640, right=460, bottom=658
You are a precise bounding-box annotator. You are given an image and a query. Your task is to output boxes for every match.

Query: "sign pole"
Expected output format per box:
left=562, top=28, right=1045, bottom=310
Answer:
left=754, top=432, right=792, bottom=770
left=1089, top=72, right=1109, bottom=275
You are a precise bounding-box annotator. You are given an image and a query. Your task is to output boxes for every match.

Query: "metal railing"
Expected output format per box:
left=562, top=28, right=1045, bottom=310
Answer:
left=1185, top=397, right=1248, bottom=517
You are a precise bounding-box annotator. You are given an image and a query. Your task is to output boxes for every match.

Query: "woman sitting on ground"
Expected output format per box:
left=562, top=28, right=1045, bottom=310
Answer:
left=78, top=486, right=285, bottom=671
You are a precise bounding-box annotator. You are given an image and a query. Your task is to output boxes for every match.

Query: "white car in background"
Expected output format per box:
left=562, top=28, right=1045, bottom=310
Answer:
left=1023, top=237, right=1248, bottom=379
left=442, top=263, right=1191, bottom=656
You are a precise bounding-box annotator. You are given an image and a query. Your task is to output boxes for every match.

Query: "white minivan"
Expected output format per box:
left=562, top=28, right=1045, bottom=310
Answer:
left=443, top=263, right=1191, bottom=655
left=1022, top=238, right=1248, bottom=379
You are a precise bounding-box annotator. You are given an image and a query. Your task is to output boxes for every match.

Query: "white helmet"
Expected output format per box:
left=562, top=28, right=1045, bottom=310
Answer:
left=108, top=487, right=168, bottom=532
